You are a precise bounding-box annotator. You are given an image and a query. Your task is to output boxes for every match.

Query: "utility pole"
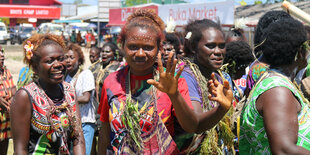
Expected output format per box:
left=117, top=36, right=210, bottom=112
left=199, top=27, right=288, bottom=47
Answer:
left=97, top=0, right=100, bottom=47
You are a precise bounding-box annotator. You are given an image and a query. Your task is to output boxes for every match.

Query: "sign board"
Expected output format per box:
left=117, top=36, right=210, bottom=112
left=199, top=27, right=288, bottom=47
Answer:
left=98, top=0, right=122, bottom=22
left=108, top=5, right=158, bottom=26
left=0, top=5, right=61, bottom=19
left=61, top=4, right=77, bottom=17
left=158, top=1, right=234, bottom=25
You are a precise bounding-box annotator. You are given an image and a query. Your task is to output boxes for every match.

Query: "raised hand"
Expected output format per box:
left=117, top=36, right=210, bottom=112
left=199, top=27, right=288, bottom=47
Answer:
left=147, top=52, right=184, bottom=96
left=207, top=73, right=233, bottom=110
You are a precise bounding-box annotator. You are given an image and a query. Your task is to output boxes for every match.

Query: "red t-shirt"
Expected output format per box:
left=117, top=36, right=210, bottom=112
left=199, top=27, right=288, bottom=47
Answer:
left=98, top=66, right=192, bottom=143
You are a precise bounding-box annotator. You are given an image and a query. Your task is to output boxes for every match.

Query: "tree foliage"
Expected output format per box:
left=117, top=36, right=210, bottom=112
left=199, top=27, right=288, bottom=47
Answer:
left=74, top=0, right=83, bottom=4
left=125, top=0, right=148, bottom=7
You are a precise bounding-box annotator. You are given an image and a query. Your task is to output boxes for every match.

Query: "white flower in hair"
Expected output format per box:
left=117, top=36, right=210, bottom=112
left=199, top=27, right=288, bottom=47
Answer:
left=185, top=32, right=192, bottom=40
left=165, top=16, right=176, bottom=33
left=234, top=17, right=248, bottom=29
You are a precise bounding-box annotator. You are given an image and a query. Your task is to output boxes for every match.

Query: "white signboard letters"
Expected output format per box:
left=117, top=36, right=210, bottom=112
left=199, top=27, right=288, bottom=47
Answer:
left=158, top=1, right=234, bottom=25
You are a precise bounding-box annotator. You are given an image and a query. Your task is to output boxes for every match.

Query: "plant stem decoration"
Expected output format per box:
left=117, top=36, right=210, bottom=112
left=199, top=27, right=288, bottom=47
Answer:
left=121, top=97, right=144, bottom=151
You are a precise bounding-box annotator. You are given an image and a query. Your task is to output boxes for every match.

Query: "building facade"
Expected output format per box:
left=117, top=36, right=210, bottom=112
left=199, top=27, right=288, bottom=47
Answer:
left=0, top=0, right=62, bottom=27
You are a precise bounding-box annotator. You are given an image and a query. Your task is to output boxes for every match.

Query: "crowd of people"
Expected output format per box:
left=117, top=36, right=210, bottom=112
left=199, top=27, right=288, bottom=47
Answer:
left=69, top=30, right=96, bottom=48
left=0, top=8, right=309, bottom=155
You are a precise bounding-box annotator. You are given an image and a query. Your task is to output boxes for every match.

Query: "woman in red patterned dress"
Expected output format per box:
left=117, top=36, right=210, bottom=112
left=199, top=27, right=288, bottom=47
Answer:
left=10, top=34, right=85, bottom=154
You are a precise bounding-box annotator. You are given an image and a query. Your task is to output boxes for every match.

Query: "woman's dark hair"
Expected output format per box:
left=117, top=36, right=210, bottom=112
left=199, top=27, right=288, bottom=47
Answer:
left=102, top=42, right=119, bottom=54
left=175, top=32, right=185, bottom=45
left=66, top=43, right=85, bottom=66
left=261, top=18, right=307, bottom=67
left=226, top=27, right=245, bottom=42
left=305, top=25, right=310, bottom=37
left=164, top=32, right=180, bottom=54
left=224, top=41, right=254, bottom=73
left=254, top=11, right=292, bottom=54
left=90, top=46, right=100, bottom=55
left=184, top=19, right=224, bottom=57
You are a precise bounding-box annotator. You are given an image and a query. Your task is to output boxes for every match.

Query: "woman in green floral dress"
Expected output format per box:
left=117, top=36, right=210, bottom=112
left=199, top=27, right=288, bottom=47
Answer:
left=240, top=18, right=310, bottom=154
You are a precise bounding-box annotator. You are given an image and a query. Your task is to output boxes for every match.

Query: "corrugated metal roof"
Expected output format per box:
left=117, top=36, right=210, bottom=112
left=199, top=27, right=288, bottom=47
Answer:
left=235, top=1, right=310, bottom=25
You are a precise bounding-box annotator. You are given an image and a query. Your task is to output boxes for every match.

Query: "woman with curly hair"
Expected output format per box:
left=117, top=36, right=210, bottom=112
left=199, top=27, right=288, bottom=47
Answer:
left=240, top=17, right=310, bottom=154
left=10, top=34, right=85, bottom=154
left=65, top=43, right=95, bottom=155
left=224, top=41, right=254, bottom=101
left=245, top=11, right=292, bottom=97
left=97, top=9, right=232, bottom=154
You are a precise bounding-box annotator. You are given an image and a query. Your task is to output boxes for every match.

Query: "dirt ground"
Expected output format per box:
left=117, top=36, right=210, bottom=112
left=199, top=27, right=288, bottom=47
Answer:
left=2, top=44, right=92, bottom=154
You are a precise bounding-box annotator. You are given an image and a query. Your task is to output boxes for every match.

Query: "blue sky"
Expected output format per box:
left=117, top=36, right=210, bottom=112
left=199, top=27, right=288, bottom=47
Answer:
left=58, top=0, right=294, bottom=6
left=59, top=0, right=97, bottom=5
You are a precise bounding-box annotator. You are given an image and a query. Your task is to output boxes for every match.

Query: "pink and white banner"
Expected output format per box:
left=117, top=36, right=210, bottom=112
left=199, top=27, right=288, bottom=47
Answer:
left=158, top=1, right=234, bottom=25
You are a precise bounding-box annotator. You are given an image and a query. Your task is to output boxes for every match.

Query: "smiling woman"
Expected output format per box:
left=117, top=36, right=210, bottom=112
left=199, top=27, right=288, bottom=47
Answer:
left=97, top=9, right=201, bottom=155
left=176, top=19, right=235, bottom=154
left=64, top=43, right=95, bottom=155
left=10, top=34, right=85, bottom=155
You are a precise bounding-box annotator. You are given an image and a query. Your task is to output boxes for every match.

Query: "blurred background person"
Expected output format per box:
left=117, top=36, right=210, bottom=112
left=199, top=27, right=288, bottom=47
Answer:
left=85, top=31, right=95, bottom=48
left=0, top=46, right=16, bottom=154
left=224, top=41, right=254, bottom=102
left=89, top=47, right=100, bottom=64
left=77, top=31, right=82, bottom=46
left=226, top=26, right=247, bottom=43
left=70, top=30, right=77, bottom=43
left=162, top=32, right=180, bottom=67
left=65, top=43, right=95, bottom=155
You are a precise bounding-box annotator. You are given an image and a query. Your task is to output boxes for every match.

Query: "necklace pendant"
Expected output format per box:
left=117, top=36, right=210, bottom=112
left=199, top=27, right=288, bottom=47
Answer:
left=60, top=114, right=70, bottom=129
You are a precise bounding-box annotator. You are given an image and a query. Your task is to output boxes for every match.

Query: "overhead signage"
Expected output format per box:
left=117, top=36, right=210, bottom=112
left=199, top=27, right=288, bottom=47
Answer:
left=158, top=1, right=234, bottom=25
left=0, top=5, right=61, bottom=19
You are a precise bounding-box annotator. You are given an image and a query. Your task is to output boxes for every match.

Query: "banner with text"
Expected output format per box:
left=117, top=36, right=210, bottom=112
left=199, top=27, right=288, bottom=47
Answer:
left=0, top=5, right=61, bottom=19
left=108, top=5, right=158, bottom=26
left=158, top=1, right=234, bottom=25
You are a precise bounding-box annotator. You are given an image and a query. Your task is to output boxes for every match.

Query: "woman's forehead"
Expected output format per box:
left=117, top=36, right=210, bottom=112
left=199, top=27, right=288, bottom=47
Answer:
left=126, top=27, right=157, bottom=42
left=66, top=50, right=76, bottom=56
left=103, top=46, right=112, bottom=50
left=201, top=28, right=225, bottom=42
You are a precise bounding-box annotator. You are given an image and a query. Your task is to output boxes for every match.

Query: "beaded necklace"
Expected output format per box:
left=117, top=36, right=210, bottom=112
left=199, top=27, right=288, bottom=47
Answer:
left=35, top=80, right=80, bottom=139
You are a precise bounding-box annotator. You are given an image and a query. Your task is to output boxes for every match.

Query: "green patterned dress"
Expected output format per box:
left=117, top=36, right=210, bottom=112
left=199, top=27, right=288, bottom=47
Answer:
left=240, top=73, right=310, bottom=154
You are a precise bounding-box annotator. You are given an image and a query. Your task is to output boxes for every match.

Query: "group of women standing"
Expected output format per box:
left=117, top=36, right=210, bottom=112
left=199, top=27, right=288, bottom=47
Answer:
left=1, top=7, right=310, bottom=155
